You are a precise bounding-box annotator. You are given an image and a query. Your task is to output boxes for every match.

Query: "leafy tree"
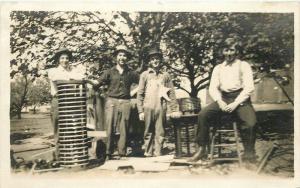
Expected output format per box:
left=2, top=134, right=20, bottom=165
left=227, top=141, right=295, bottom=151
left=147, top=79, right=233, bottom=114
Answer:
left=10, top=75, right=31, bottom=119
left=10, top=11, right=114, bottom=77
left=223, top=13, right=294, bottom=70
left=163, top=13, right=227, bottom=98
left=10, top=76, right=51, bottom=118
left=27, top=78, right=51, bottom=114
left=226, top=13, right=294, bottom=104
left=10, top=11, right=294, bottom=102
left=116, top=12, right=177, bottom=66
left=162, top=13, right=293, bottom=98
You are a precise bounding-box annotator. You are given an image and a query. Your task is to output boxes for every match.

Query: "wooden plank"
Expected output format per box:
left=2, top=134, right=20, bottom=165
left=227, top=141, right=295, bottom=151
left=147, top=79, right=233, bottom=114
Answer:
left=87, top=131, right=107, bottom=138
left=98, top=155, right=172, bottom=172
left=253, top=103, right=293, bottom=111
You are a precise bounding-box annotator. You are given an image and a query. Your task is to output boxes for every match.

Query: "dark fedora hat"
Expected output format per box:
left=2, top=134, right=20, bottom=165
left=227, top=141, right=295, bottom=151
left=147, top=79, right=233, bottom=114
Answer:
left=147, top=48, right=163, bottom=61
left=113, top=45, right=132, bottom=57
left=52, top=48, right=73, bottom=63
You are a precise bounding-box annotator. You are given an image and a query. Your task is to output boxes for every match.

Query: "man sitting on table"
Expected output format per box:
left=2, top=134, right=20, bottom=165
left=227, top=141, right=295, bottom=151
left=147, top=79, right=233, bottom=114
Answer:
left=188, top=37, right=257, bottom=163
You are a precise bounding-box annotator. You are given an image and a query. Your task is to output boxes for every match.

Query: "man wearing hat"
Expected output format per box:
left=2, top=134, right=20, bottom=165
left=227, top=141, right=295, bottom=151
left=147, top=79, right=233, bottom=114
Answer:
left=47, top=48, right=86, bottom=160
left=137, top=47, right=181, bottom=157
left=91, top=45, right=139, bottom=159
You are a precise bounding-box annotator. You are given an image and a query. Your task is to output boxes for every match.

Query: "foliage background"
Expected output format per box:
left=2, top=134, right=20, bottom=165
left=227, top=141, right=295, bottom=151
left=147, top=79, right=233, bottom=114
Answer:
left=9, top=11, right=294, bottom=118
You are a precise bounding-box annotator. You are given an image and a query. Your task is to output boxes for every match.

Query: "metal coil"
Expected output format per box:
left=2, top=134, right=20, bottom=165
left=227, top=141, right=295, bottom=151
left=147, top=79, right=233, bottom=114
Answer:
left=56, top=80, right=88, bottom=167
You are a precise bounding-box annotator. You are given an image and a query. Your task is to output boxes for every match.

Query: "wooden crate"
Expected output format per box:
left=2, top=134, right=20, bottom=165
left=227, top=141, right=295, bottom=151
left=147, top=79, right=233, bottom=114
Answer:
left=171, top=114, right=198, bottom=158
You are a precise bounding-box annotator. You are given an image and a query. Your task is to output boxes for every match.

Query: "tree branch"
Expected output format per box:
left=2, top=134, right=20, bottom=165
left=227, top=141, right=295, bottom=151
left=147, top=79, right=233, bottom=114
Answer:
left=119, top=12, right=136, bottom=30
left=89, top=12, right=129, bottom=47
left=197, top=82, right=209, bottom=92
left=195, top=76, right=210, bottom=89
left=167, top=65, right=190, bottom=76
left=160, top=13, right=173, bottom=37
left=176, top=85, right=191, bottom=95
left=21, top=75, right=29, bottom=111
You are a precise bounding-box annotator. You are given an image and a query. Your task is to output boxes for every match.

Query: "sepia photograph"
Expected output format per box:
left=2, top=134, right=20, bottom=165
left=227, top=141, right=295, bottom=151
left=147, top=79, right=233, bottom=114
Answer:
left=0, top=1, right=299, bottom=188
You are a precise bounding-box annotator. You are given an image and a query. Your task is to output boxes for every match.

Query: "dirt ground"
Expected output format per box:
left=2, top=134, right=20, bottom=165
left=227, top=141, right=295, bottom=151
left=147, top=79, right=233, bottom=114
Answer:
left=10, top=104, right=294, bottom=178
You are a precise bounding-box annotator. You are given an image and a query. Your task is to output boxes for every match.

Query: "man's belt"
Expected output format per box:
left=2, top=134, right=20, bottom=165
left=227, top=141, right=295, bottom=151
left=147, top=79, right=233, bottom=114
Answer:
left=221, top=88, right=251, bottom=105
left=221, top=88, right=243, bottom=98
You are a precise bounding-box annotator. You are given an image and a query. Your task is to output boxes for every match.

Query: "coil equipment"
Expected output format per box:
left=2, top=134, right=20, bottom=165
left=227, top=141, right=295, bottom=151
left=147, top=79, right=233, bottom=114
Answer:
left=56, top=80, right=88, bottom=167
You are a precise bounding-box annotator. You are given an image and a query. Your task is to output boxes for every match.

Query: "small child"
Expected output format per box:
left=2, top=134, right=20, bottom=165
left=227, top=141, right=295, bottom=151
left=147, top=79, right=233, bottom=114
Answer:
left=137, top=47, right=181, bottom=157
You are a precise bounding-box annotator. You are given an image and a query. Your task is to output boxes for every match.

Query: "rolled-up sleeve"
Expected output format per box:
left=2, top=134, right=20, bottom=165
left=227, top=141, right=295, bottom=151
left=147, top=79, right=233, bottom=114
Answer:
left=209, top=65, right=222, bottom=102
left=97, top=70, right=110, bottom=87
left=47, top=68, right=58, bottom=96
left=234, top=61, right=255, bottom=104
left=165, top=74, right=179, bottom=112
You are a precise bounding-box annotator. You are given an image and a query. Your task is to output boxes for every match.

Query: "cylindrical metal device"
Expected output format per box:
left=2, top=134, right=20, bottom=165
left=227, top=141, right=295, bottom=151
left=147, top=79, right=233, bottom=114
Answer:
left=56, top=80, right=88, bottom=167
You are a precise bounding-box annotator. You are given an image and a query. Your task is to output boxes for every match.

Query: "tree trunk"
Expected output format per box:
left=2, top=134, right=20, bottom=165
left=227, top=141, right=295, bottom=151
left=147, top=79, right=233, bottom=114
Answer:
left=17, top=108, right=22, bottom=119
left=189, top=89, right=198, bottom=99
left=18, top=74, right=28, bottom=119
left=189, top=78, right=199, bottom=98
left=33, top=106, right=36, bottom=114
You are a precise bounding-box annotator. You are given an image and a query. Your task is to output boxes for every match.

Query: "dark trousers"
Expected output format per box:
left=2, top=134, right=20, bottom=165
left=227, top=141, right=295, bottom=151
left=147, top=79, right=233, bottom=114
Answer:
left=50, top=97, right=59, bottom=160
left=105, top=97, right=131, bottom=156
left=128, top=99, right=144, bottom=155
left=143, top=106, right=167, bottom=156
left=195, top=93, right=257, bottom=157
left=95, top=91, right=105, bottom=131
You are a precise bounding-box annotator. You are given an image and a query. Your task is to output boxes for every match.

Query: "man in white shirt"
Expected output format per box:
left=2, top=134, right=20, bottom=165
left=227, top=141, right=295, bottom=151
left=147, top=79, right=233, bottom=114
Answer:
left=188, top=37, right=257, bottom=163
left=47, top=48, right=86, bottom=160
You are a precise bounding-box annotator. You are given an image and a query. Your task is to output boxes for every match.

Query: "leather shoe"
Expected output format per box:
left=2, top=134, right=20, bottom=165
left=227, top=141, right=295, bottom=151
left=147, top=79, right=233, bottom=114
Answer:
left=144, top=152, right=153, bottom=157
left=187, top=146, right=206, bottom=162
left=242, top=153, right=257, bottom=163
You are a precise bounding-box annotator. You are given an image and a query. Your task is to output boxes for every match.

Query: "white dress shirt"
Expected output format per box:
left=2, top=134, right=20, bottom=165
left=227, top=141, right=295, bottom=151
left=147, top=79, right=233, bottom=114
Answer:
left=209, top=59, right=255, bottom=104
left=48, top=64, right=86, bottom=95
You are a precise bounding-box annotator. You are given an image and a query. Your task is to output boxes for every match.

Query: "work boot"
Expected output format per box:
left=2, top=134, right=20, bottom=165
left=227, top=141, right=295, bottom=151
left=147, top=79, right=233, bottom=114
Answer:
left=240, top=127, right=257, bottom=163
left=144, top=151, right=153, bottom=157
left=187, top=146, right=206, bottom=162
left=242, top=152, right=257, bottom=164
left=118, top=153, right=128, bottom=160
left=153, top=151, right=162, bottom=157
left=105, top=154, right=112, bottom=161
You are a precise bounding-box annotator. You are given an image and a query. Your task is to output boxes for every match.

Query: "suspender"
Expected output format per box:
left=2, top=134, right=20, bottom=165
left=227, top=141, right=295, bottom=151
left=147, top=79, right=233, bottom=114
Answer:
left=238, top=60, right=243, bottom=85
left=219, top=59, right=243, bottom=89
